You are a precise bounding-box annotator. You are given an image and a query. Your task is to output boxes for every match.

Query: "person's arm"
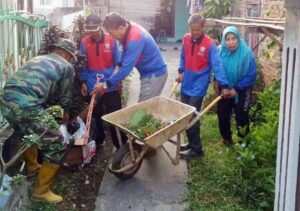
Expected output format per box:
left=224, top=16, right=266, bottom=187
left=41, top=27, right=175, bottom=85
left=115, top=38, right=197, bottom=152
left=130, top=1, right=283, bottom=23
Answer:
left=208, top=44, right=231, bottom=98
left=176, top=43, right=185, bottom=82
left=106, top=39, right=144, bottom=87
left=79, top=42, right=88, bottom=96
left=178, top=43, right=185, bottom=74
left=235, top=55, right=257, bottom=90
left=208, top=44, right=229, bottom=88
left=111, top=40, right=121, bottom=77
left=58, top=65, right=74, bottom=113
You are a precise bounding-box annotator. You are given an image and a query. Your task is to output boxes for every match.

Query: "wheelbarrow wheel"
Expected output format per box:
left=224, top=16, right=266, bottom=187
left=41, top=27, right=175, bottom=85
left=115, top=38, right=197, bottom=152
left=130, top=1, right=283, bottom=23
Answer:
left=110, top=143, right=143, bottom=180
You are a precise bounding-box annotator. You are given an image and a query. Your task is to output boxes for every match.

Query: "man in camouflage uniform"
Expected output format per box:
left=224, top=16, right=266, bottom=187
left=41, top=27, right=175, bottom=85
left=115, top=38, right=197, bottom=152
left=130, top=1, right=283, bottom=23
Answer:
left=0, top=38, right=76, bottom=203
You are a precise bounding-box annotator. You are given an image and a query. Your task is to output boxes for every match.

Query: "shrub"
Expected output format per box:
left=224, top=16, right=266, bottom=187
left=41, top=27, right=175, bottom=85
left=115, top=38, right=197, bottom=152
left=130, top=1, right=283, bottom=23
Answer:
left=229, top=81, right=280, bottom=210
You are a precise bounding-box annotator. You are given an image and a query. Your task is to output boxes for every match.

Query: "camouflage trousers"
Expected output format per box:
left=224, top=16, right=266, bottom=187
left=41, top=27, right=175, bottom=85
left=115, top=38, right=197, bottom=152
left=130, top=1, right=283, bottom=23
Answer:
left=0, top=103, right=67, bottom=163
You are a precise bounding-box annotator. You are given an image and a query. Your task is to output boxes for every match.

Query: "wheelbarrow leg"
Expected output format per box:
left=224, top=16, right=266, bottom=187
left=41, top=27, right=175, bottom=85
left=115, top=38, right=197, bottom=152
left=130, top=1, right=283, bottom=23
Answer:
left=115, top=127, right=123, bottom=148
left=128, top=138, right=135, bottom=162
left=163, top=133, right=182, bottom=165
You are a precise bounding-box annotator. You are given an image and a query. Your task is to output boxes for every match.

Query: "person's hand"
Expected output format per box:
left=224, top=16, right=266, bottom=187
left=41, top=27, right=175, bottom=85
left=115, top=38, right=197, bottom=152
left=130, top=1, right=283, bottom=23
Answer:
left=221, top=88, right=231, bottom=99
left=57, top=111, right=69, bottom=124
left=81, top=83, right=88, bottom=96
left=91, top=82, right=106, bottom=96
left=175, top=73, right=183, bottom=83
left=229, top=88, right=237, bottom=98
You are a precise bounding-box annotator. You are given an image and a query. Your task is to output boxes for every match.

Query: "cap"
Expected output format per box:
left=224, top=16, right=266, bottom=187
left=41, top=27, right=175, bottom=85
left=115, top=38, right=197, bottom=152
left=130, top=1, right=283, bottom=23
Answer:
left=85, top=14, right=102, bottom=32
left=51, top=38, right=77, bottom=62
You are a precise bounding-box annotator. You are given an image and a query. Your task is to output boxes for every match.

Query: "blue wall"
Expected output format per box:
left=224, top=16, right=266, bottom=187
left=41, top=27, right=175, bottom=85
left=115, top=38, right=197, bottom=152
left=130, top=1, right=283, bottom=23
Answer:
left=169, top=0, right=189, bottom=42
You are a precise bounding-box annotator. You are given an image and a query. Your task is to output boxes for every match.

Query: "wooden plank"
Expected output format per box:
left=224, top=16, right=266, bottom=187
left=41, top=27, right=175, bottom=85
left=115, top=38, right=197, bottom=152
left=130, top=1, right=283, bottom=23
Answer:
left=251, top=34, right=267, bottom=51
left=223, top=17, right=285, bottom=25
left=260, top=27, right=283, bottom=49
left=207, top=18, right=285, bottom=31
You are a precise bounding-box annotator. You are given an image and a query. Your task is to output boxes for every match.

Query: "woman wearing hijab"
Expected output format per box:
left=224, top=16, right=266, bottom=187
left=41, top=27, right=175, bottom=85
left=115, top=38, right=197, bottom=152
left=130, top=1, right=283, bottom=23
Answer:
left=217, top=26, right=257, bottom=146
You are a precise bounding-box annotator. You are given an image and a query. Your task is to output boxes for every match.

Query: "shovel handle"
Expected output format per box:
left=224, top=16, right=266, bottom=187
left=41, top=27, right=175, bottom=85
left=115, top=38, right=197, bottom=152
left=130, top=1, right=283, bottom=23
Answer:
left=186, top=95, right=222, bottom=130
left=169, top=82, right=179, bottom=98
left=75, top=74, right=104, bottom=146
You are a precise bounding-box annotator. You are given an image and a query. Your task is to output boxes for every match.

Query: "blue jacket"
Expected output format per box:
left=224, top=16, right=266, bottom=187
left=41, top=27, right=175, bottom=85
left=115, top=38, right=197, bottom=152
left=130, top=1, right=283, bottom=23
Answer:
left=234, top=57, right=256, bottom=90
left=179, top=34, right=229, bottom=97
left=106, top=22, right=167, bottom=87
left=79, top=34, right=120, bottom=93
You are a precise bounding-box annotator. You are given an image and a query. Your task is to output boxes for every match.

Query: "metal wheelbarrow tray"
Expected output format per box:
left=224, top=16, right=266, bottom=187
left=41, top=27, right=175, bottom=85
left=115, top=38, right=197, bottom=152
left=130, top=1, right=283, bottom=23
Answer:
left=102, top=96, right=196, bottom=149
left=102, top=96, right=221, bottom=180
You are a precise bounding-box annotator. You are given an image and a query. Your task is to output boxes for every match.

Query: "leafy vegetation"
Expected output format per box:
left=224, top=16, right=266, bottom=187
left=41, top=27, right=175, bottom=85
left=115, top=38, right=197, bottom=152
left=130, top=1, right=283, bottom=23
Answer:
left=125, top=109, right=168, bottom=139
left=187, top=81, right=280, bottom=210
left=202, top=0, right=234, bottom=19
left=10, top=174, right=26, bottom=187
left=232, top=82, right=280, bottom=209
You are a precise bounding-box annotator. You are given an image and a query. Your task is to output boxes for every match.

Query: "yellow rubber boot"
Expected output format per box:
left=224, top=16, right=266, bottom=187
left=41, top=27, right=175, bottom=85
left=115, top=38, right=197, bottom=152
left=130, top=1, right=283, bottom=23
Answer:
left=24, top=146, right=41, bottom=177
left=32, top=162, right=63, bottom=203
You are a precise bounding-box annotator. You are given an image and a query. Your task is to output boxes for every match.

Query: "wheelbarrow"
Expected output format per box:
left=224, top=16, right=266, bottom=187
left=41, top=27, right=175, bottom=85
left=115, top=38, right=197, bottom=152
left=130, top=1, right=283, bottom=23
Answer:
left=102, top=95, right=222, bottom=180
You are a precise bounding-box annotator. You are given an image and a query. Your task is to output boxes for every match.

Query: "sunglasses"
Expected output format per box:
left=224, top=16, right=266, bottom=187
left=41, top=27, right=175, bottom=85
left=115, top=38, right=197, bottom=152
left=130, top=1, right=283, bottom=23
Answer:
left=85, top=24, right=101, bottom=32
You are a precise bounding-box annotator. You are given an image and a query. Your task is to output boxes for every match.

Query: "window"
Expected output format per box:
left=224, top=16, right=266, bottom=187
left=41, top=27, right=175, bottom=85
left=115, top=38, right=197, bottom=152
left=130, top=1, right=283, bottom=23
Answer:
left=40, top=0, right=52, bottom=5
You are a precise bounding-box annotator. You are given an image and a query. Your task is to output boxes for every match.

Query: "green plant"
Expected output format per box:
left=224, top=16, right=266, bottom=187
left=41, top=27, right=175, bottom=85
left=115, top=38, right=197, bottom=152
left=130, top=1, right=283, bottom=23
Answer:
left=125, top=109, right=167, bottom=139
left=23, top=201, right=57, bottom=211
left=10, top=174, right=26, bottom=187
left=0, top=105, right=64, bottom=187
left=253, top=59, right=265, bottom=93
left=202, top=0, right=234, bottom=19
left=230, top=81, right=280, bottom=209
left=186, top=115, right=249, bottom=210
left=186, top=81, right=280, bottom=210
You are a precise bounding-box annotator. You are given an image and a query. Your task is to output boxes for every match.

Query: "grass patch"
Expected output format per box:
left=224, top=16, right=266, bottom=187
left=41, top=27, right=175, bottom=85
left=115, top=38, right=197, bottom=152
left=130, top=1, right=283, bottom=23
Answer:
left=186, top=114, right=253, bottom=211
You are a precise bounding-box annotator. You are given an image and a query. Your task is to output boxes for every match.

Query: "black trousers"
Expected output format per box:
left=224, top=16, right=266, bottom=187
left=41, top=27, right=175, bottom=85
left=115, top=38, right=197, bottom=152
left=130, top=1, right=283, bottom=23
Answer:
left=181, top=93, right=203, bottom=153
left=91, top=91, right=127, bottom=148
left=217, top=88, right=252, bottom=141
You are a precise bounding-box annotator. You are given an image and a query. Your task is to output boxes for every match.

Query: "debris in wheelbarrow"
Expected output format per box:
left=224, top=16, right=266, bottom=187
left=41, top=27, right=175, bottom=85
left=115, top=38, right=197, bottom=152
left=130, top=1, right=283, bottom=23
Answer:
left=124, top=108, right=173, bottom=139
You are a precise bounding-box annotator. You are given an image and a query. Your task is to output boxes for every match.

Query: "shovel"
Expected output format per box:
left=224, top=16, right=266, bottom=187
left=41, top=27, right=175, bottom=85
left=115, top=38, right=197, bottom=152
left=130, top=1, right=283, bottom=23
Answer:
left=74, top=74, right=104, bottom=146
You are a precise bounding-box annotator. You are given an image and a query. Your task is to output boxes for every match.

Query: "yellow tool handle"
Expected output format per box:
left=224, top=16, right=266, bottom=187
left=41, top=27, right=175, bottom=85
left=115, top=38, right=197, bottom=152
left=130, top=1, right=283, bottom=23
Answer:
left=198, top=95, right=222, bottom=117
left=185, top=95, right=223, bottom=130
left=169, top=82, right=179, bottom=98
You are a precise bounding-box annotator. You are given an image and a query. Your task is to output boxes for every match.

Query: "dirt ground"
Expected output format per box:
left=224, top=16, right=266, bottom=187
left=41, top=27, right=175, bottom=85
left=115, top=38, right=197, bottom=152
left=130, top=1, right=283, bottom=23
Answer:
left=56, top=140, right=113, bottom=211
left=23, top=131, right=114, bottom=211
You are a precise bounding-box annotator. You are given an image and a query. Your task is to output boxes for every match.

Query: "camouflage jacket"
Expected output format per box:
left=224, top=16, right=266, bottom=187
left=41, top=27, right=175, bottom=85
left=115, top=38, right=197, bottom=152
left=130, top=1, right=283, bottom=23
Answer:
left=1, top=53, right=74, bottom=112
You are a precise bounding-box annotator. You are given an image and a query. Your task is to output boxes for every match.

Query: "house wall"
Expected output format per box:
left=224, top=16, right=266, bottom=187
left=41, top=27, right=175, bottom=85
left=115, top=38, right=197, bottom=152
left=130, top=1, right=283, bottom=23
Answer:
left=33, top=0, right=76, bottom=24
left=236, top=0, right=284, bottom=86
left=108, top=0, right=161, bottom=32
left=169, top=0, right=189, bottom=42
left=261, top=0, right=285, bottom=18
left=258, top=0, right=284, bottom=85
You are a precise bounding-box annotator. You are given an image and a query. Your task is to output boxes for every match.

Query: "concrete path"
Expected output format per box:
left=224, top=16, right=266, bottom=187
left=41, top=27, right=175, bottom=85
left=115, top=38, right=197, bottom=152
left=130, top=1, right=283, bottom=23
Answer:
left=95, top=43, right=188, bottom=211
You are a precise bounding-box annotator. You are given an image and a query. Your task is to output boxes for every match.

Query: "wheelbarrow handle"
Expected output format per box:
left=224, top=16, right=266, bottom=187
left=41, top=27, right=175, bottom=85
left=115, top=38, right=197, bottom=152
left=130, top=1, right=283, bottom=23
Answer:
left=186, top=95, right=222, bottom=130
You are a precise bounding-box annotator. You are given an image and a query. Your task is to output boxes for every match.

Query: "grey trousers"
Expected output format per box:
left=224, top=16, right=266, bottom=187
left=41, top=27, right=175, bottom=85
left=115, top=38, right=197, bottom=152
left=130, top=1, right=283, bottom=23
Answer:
left=138, top=72, right=168, bottom=102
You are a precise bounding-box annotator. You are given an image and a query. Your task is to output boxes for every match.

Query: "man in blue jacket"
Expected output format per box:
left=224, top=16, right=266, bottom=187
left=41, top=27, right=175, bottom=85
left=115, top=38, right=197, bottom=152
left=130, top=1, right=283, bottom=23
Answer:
left=80, top=14, right=126, bottom=148
left=176, top=14, right=231, bottom=159
left=91, top=12, right=168, bottom=102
